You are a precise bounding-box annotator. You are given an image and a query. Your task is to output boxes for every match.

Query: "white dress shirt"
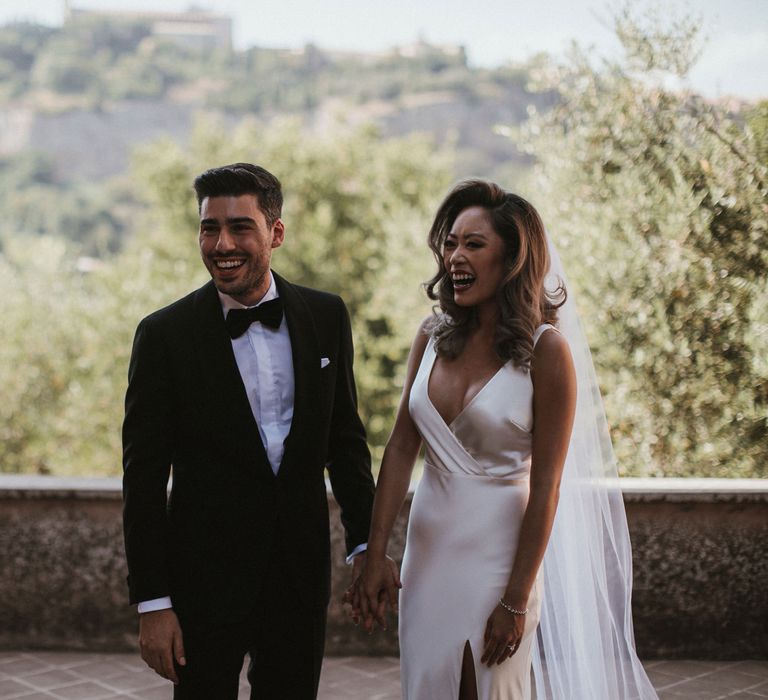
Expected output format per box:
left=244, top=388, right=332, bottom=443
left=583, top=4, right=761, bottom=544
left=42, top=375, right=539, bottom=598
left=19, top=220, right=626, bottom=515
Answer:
left=222, top=274, right=294, bottom=473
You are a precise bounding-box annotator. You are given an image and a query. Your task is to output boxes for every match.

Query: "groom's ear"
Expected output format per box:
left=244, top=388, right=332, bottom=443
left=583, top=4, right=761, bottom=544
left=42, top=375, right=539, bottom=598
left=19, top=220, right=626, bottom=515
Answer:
left=271, top=218, right=285, bottom=249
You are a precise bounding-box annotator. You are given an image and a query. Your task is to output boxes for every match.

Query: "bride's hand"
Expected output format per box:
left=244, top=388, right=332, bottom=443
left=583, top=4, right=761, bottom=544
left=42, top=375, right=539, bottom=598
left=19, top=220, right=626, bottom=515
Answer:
left=358, top=554, right=402, bottom=633
left=481, top=603, right=526, bottom=666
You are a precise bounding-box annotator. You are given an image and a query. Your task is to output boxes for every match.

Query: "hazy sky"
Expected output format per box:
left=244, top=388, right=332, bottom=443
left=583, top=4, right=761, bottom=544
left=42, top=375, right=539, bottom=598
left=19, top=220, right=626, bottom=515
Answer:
left=2, top=0, right=766, bottom=99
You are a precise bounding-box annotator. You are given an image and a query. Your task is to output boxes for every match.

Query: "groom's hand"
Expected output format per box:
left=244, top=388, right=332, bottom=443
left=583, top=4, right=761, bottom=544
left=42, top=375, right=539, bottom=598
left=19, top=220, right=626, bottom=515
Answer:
left=139, top=609, right=186, bottom=685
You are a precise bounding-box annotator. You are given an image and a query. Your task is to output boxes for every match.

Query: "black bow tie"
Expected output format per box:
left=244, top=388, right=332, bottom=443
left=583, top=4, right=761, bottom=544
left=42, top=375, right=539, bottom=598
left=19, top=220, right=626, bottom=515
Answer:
left=225, top=298, right=284, bottom=338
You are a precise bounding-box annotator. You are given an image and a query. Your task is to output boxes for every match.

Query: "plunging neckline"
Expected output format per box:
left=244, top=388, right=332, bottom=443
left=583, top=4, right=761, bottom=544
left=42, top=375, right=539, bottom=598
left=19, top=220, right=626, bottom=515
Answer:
left=425, top=340, right=511, bottom=430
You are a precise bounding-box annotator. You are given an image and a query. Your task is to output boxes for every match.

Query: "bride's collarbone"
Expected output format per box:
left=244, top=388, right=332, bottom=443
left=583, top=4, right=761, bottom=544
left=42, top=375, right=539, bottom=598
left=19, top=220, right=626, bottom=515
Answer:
left=435, top=347, right=505, bottom=382
left=429, top=350, right=506, bottom=422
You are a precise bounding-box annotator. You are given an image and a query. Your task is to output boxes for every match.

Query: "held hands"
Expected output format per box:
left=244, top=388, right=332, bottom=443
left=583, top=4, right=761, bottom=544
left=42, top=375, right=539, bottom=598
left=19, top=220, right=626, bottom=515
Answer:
left=138, top=609, right=186, bottom=685
left=343, top=552, right=401, bottom=633
left=481, top=602, right=526, bottom=667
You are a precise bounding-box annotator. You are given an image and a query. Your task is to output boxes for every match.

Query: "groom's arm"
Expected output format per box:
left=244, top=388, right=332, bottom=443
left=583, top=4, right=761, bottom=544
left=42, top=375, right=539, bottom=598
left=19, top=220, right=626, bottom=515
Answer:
left=123, top=316, right=187, bottom=685
left=122, top=315, right=175, bottom=605
left=325, top=297, right=375, bottom=556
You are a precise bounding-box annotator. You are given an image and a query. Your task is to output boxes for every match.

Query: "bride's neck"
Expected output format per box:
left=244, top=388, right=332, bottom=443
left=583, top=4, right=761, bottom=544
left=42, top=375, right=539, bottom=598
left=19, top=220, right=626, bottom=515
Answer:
left=474, top=301, right=499, bottom=335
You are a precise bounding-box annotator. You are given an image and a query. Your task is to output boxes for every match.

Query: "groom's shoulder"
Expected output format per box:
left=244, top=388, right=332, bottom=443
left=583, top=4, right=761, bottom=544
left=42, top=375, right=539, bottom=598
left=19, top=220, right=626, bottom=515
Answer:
left=281, top=277, right=346, bottom=316
left=294, top=283, right=342, bottom=307
left=137, top=282, right=213, bottom=330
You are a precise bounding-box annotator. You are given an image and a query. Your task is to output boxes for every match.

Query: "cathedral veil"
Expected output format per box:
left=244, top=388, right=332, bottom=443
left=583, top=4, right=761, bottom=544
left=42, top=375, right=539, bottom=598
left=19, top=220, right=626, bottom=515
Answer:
left=531, top=237, right=658, bottom=699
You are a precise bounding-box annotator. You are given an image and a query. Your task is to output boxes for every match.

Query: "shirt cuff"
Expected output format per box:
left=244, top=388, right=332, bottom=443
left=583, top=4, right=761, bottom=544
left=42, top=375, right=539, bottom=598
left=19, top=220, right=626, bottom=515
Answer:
left=346, top=542, right=368, bottom=565
left=137, top=597, right=173, bottom=614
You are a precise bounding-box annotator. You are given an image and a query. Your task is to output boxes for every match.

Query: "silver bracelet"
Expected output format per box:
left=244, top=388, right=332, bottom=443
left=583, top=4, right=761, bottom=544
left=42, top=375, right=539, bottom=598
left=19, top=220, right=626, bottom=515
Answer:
left=498, top=598, right=528, bottom=616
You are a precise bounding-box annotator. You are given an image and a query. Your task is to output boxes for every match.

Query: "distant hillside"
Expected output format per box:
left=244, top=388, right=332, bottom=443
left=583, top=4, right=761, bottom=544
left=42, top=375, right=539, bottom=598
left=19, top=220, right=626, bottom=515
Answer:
left=0, top=16, right=555, bottom=181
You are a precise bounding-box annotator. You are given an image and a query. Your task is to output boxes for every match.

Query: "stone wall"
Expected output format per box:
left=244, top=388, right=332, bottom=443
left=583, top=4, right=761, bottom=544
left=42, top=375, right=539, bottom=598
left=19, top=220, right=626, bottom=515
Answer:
left=622, top=479, right=768, bottom=660
left=0, top=476, right=765, bottom=658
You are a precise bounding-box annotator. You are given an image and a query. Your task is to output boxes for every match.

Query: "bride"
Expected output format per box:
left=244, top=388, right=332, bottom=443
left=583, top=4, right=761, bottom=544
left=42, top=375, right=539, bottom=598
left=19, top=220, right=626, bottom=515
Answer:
left=351, top=180, right=658, bottom=699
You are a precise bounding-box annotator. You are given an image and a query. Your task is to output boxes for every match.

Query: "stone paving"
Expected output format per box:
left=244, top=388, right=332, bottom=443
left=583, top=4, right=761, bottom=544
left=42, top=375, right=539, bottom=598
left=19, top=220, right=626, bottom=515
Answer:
left=0, top=652, right=766, bottom=699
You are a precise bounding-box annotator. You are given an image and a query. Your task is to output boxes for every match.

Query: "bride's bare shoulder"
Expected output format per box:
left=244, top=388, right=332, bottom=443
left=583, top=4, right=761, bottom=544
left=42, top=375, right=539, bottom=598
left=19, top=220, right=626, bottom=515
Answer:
left=409, top=316, right=433, bottom=363
left=532, top=328, right=575, bottom=394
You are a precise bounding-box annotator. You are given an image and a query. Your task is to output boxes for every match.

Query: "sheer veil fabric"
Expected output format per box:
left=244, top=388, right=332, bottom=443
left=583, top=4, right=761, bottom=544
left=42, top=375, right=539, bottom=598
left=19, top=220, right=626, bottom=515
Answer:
left=531, top=238, right=658, bottom=699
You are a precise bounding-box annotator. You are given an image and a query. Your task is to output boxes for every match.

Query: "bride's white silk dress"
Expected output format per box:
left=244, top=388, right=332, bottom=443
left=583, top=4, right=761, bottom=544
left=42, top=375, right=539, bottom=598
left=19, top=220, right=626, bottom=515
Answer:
left=400, top=324, right=555, bottom=700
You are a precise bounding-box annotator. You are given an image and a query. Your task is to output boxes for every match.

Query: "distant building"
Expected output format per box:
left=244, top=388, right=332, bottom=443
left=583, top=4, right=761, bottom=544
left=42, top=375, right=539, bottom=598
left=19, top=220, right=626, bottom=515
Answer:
left=397, top=39, right=466, bottom=61
left=293, top=40, right=467, bottom=68
left=63, top=2, right=232, bottom=51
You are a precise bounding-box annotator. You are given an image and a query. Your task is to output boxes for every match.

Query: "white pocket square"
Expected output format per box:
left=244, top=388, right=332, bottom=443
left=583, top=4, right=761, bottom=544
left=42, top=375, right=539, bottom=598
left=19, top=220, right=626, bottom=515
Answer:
left=321, top=357, right=330, bottom=368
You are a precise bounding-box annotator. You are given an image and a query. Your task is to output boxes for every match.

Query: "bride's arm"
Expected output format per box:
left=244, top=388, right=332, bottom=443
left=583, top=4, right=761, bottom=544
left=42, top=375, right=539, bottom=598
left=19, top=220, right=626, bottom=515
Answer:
left=482, top=328, right=576, bottom=666
left=357, top=319, right=430, bottom=631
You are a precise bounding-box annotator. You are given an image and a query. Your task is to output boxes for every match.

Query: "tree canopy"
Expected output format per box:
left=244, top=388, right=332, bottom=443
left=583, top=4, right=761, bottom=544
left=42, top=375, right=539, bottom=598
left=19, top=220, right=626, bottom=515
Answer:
left=514, top=7, right=767, bottom=477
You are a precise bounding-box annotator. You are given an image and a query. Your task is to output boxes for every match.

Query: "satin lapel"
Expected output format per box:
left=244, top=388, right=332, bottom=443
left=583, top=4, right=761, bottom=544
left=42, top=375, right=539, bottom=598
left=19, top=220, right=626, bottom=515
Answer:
left=191, top=281, right=272, bottom=475
left=274, top=272, right=320, bottom=475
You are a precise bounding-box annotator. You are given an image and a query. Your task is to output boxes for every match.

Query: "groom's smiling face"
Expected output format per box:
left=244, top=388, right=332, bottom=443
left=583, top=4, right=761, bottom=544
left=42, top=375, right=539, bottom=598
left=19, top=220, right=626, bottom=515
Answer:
left=199, top=194, right=284, bottom=306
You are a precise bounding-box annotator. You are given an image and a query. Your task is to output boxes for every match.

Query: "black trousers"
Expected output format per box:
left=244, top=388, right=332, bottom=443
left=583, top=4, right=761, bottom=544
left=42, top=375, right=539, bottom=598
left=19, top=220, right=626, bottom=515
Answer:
left=172, top=562, right=327, bottom=700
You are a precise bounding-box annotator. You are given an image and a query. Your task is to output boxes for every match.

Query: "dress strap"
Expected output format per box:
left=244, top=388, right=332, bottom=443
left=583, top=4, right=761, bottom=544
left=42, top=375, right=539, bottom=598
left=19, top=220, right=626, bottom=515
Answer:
left=532, top=323, right=558, bottom=348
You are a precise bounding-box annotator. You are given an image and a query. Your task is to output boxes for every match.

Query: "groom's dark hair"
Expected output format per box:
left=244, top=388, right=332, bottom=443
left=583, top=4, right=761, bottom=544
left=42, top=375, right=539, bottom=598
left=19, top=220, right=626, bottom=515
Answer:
left=193, top=163, right=283, bottom=226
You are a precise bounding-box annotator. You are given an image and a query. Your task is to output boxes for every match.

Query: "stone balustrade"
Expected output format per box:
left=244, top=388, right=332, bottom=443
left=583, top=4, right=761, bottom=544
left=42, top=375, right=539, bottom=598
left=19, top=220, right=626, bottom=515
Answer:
left=0, top=475, right=765, bottom=658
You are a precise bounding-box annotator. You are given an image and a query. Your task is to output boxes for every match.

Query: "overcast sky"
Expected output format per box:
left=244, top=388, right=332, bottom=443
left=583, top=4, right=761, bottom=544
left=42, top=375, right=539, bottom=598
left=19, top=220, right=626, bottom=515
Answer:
left=2, top=0, right=766, bottom=99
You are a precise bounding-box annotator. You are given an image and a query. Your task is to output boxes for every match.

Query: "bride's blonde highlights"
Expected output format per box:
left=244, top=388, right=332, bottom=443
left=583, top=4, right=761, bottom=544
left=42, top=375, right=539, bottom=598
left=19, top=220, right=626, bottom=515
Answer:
left=424, top=180, right=566, bottom=369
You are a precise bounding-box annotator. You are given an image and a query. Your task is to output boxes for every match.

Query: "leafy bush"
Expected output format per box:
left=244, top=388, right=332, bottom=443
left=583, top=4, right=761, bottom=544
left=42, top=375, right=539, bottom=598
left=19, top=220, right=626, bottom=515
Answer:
left=514, top=7, right=768, bottom=476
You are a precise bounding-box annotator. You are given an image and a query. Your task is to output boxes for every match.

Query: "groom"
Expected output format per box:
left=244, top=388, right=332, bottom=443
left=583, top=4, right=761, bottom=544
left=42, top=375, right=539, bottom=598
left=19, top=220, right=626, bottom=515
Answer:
left=122, top=163, right=375, bottom=699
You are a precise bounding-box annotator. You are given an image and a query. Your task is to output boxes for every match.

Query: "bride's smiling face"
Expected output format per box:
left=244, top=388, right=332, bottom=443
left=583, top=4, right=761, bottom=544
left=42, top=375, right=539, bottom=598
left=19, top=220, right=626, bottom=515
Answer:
left=443, top=206, right=506, bottom=309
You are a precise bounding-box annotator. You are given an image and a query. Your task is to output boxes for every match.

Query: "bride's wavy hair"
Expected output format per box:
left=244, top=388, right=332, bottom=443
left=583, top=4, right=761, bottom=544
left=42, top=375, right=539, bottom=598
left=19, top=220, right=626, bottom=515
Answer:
left=424, top=180, right=566, bottom=369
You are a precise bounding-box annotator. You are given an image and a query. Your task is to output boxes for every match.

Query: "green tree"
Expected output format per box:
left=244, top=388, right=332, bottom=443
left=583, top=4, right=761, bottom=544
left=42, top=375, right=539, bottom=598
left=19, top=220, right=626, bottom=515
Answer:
left=514, top=6, right=768, bottom=477
left=0, top=235, right=108, bottom=474
left=0, top=22, right=53, bottom=97
left=746, top=100, right=768, bottom=166
left=0, top=152, right=134, bottom=256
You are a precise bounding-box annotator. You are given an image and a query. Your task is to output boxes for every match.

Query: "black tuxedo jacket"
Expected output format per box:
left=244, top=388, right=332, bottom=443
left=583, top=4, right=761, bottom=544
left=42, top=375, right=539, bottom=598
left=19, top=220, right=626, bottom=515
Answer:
left=122, top=272, right=374, bottom=627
